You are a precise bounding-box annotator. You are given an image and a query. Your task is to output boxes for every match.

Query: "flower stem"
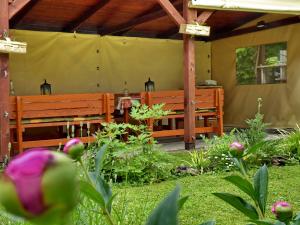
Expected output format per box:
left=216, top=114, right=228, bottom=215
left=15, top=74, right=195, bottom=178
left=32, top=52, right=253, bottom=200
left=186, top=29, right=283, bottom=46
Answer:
left=78, top=159, right=116, bottom=225
left=79, top=159, right=93, bottom=184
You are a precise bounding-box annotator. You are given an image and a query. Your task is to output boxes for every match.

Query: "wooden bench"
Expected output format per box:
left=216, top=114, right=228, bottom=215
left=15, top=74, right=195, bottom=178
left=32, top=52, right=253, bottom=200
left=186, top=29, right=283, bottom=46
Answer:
left=140, top=88, right=224, bottom=138
left=9, top=93, right=114, bottom=153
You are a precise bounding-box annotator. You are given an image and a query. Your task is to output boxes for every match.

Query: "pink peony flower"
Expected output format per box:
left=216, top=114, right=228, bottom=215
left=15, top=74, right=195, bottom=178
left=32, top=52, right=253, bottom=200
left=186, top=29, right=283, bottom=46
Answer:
left=0, top=149, right=78, bottom=223
left=272, top=201, right=293, bottom=222
left=63, top=138, right=85, bottom=161
left=229, top=142, right=244, bottom=158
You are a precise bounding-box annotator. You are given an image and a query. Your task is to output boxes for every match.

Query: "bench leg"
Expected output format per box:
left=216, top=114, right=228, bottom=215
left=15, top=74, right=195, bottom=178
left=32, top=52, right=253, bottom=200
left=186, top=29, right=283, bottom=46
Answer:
left=17, top=127, right=23, bottom=153
left=217, top=114, right=223, bottom=136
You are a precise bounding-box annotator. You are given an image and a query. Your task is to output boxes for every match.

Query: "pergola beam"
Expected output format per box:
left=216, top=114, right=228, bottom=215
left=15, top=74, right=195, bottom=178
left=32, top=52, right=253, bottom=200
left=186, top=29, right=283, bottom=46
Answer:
left=156, top=0, right=186, bottom=26
left=196, top=10, right=214, bottom=24
left=9, top=0, right=40, bottom=28
left=183, top=0, right=197, bottom=149
left=63, top=0, right=110, bottom=32
left=101, top=1, right=182, bottom=35
left=189, top=0, right=300, bottom=15
left=0, top=0, right=10, bottom=161
left=9, top=0, right=32, bottom=19
left=209, top=15, right=300, bottom=41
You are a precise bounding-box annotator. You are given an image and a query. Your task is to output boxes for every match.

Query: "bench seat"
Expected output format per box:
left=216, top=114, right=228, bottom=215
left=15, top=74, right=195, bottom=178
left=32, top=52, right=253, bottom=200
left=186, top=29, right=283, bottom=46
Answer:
left=9, top=93, right=114, bottom=153
left=140, top=88, right=224, bottom=138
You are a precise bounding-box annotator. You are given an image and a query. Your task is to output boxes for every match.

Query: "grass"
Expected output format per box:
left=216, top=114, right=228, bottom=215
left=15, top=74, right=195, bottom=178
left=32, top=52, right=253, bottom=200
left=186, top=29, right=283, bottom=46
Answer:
left=1, top=160, right=299, bottom=225
left=110, top=165, right=300, bottom=225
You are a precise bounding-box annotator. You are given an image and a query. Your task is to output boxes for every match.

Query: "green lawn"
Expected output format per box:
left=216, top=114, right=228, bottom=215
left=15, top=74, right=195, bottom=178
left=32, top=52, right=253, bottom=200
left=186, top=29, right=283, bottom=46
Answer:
left=112, top=165, right=300, bottom=225
left=1, top=165, right=299, bottom=225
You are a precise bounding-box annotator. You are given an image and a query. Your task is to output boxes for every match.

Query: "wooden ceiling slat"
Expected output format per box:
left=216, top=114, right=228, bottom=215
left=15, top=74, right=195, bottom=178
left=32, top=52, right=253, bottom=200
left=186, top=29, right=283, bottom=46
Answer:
left=9, top=0, right=32, bottom=19
left=9, top=0, right=40, bottom=28
left=100, top=1, right=182, bottom=35
left=63, top=0, right=110, bottom=32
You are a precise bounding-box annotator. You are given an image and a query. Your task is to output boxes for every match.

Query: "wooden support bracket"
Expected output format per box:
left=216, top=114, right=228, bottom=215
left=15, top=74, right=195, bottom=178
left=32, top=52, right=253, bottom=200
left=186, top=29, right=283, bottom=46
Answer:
left=196, top=10, right=214, bottom=24
left=155, top=0, right=186, bottom=26
left=9, top=0, right=32, bottom=19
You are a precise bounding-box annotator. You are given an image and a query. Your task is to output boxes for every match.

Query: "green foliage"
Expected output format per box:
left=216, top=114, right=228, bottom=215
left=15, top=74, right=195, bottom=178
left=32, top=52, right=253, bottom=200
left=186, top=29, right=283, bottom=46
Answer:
left=201, top=130, right=240, bottom=172
left=86, top=103, right=174, bottom=185
left=145, top=186, right=180, bottom=225
left=185, top=150, right=211, bottom=174
left=277, top=126, right=300, bottom=162
left=244, top=112, right=267, bottom=146
left=236, top=46, right=257, bottom=85
left=130, top=102, right=169, bottom=121
left=214, top=165, right=269, bottom=221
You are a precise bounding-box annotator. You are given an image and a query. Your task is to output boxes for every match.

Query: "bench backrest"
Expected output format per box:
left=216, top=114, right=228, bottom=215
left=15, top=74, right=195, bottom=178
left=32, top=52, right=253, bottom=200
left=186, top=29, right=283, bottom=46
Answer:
left=9, top=93, right=114, bottom=119
left=140, top=88, right=224, bottom=111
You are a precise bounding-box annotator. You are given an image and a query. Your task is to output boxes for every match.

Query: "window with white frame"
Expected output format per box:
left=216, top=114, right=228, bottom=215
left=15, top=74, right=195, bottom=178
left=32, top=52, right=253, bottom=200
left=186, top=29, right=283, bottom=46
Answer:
left=236, top=42, right=287, bottom=85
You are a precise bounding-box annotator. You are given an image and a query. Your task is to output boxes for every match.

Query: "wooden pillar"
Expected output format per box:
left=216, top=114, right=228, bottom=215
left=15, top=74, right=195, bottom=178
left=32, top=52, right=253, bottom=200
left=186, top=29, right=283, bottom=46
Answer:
left=0, top=0, right=10, bottom=161
left=183, top=0, right=197, bottom=150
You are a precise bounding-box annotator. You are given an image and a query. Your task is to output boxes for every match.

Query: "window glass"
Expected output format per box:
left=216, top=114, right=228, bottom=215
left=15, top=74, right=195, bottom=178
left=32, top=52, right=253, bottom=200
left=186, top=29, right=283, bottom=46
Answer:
left=236, top=42, right=287, bottom=85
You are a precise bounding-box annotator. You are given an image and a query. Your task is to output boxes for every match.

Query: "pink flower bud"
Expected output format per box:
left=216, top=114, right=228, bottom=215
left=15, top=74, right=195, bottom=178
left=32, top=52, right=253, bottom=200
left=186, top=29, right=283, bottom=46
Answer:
left=0, top=149, right=78, bottom=223
left=272, top=201, right=293, bottom=223
left=229, top=142, right=244, bottom=158
left=63, top=138, right=85, bottom=161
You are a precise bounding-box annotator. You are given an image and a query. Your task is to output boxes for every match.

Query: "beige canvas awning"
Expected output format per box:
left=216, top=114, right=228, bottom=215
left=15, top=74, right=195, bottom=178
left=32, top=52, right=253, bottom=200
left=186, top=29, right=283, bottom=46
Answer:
left=189, top=0, right=300, bottom=15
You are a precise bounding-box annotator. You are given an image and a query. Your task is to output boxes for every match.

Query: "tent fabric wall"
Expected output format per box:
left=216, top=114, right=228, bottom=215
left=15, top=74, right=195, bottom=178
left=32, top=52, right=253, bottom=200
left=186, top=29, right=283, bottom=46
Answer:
left=211, top=21, right=300, bottom=128
left=9, top=30, right=211, bottom=96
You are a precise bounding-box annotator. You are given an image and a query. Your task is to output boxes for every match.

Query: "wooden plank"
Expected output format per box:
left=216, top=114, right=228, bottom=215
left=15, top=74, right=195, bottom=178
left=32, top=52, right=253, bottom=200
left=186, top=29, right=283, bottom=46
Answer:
left=21, top=93, right=105, bottom=102
left=101, top=0, right=182, bottom=35
left=196, top=11, right=214, bottom=24
left=179, top=23, right=211, bottom=36
left=22, top=108, right=105, bottom=118
left=63, top=0, right=110, bottom=32
left=0, top=0, right=10, bottom=161
left=183, top=0, right=197, bottom=150
left=152, top=127, right=215, bottom=137
left=189, top=0, right=300, bottom=15
left=22, top=100, right=104, bottom=111
left=9, top=0, right=31, bottom=19
left=22, top=136, right=96, bottom=149
left=155, top=0, right=186, bottom=26
left=21, top=119, right=105, bottom=128
left=9, top=0, right=40, bottom=28
left=16, top=96, right=23, bottom=152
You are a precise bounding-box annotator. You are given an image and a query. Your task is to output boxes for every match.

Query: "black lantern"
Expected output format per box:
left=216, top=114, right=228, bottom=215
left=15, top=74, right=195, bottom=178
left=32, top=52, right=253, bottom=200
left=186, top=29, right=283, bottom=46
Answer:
left=40, top=79, right=52, bottom=95
left=145, top=77, right=155, bottom=92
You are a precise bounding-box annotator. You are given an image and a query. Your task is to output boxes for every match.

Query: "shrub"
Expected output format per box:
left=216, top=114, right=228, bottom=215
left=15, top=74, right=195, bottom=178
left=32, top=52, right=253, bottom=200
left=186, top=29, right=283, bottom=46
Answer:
left=86, top=103, right=175, bottom=185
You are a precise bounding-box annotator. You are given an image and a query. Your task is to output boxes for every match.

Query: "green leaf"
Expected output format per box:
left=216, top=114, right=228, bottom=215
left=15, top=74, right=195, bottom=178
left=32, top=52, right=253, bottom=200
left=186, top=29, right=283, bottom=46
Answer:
left=224, top=175, right=256, bottom=202
left=253, top=165, right=268, bottom=215
left=293, top=214, right=300, bottom=225
left=79, top=180, right=105, bottom=208
left=213, top=193, right=259, bottom=220
left=145, top=186, right=180, bottom=225
left=89, top=173, right=113, bottom=213
left=178, top=196, right=189, bottom=211
left=274, top=221, right=286, bottom=225
left=244, top=141, right=266, bottom=156
left=95, top=144, right=108, bottom=174
left=199, top=221, right=216, bottom=225
left=248, top=220, right=274, bottom=225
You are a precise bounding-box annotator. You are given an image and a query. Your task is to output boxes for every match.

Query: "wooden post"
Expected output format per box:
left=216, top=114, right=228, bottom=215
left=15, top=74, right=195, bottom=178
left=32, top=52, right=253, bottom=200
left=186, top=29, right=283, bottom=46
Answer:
left=0, top=0, right=10, bottom=160
left=183, top=0, right=197, bottom=150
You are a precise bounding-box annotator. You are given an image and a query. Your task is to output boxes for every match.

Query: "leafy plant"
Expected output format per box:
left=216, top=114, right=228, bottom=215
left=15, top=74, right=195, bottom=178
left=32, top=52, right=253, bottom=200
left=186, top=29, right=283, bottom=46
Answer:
left=214, top=165, right=269, bottom=221
left=184, top=150, right=211, bottom=174
left=86, top=103, right=175, bottom=185
left=130, top=102, right=169, bottom=121
left=243, top=98, right=268, bottom=146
